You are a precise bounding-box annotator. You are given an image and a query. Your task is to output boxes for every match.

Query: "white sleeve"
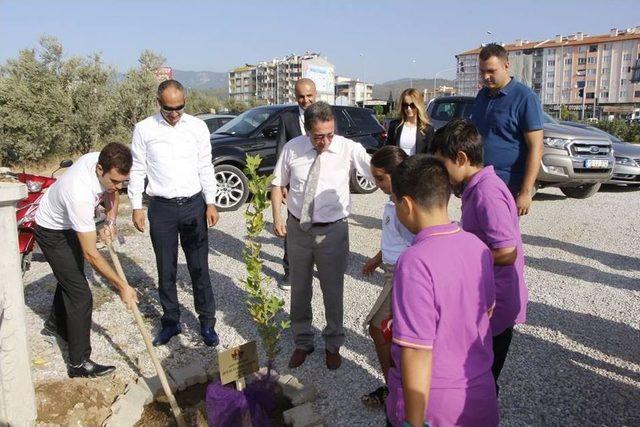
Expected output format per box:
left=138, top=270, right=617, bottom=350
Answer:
left=395, top=214, right=415, bottom=245
left=127, top=124, right=147, bottom=210
left=196, top=121, right=217, bottom=204
left=271, top=145, right=291, bottom=187
left=64, top=193, right=97, bottom=233
left=350, top=140, right=374, bottom=182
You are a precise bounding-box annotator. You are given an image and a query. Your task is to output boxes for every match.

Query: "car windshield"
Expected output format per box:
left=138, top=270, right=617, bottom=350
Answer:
left=542, top=112, right=558, bottom=124
left=215, top=108, right=276, bottom=137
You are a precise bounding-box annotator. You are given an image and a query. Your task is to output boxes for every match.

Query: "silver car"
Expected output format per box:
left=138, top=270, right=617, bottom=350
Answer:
left=560, top=122, right=640, bottom=186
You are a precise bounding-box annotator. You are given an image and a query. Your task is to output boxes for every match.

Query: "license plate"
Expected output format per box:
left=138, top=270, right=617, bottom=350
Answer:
left=584, top=159, right=609, bottom=168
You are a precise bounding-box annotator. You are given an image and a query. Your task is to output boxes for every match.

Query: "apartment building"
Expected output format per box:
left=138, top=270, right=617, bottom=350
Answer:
left=456, top=27, right=640, bottom=117
left=334, top=76, right=374, bottom=106
left=229, top=53, right=335, bottom=104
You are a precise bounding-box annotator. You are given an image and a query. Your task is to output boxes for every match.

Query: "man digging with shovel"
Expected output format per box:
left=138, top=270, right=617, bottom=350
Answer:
left=35, top=142, right=138, bottom=378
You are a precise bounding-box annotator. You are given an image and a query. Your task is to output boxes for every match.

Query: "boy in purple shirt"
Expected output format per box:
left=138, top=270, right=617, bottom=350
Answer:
left=429, top=118, right=528, bottom=394
left=386, top=155, right=498, bottom=427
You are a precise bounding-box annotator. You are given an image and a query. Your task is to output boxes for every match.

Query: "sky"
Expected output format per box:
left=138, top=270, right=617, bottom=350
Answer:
left=1, top=0, right=639, bottom=84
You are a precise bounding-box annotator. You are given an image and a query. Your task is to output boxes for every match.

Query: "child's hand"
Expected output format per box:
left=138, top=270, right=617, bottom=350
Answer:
left=362, top=257, right=381, bottom=276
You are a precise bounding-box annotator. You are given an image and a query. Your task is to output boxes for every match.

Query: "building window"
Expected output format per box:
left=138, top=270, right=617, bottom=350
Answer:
left=589, top=45, right=598, bottom=52
left=564, top=70, right=571, bottom=78
left=586, top=81, right=595, bottom=87
left=563, top=81, right=571, bottom=88
left=603, top=43, right=611, bottom=50
left=601, top=91, right=609, bottom=98
left=587, top=57, right=597, bottom=64
left=562, top=92, right=569, bottom=100
left=548, top=48, right=556, bottom=54
left=547, top=60, right=556, bottom=66
left=586, top=92, right=595, bottom=99
left=621, top=79, right=626, bottom=85
left=546, top=82, right=554, bottom=88
left=601, top=67, right=610, bottom=74
left=586, top=69, right=596, bottom=76
left=564, top=58, right=572, bottom=65
left=602, top=56, right=611, bottom=64
left=578, top=58, right=587, bottom=65
left=534, top=61, right=542, bottom=69
left=547, top=71, right=555, bottom=78
left=579, top=46, right=588, bottom=53
left=623, top=53, right=632, bottom=61
left=635, top=90, right=640, bottom=98
left=627, top=66, right=632, bottom=73
left=620, top=90, right=628, bottom=97
left=600, top=78, right=609, bottom=88
left=534, top=71, right=542, bottom=79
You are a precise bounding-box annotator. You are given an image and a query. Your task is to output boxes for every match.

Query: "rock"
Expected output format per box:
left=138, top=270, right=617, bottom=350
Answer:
left=167, top=362, right=208, bottom=391
left=282, top=403, right=324, bottom=427
left=137, top=374, right=177, bottom=398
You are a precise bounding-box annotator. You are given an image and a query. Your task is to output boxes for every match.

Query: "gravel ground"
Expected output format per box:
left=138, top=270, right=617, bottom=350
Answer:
left=24, top=185, right=640, bottom=426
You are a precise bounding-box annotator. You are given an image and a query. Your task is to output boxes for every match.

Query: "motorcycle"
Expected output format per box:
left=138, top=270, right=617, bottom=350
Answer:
left=2, top=159, right=73, bottom=273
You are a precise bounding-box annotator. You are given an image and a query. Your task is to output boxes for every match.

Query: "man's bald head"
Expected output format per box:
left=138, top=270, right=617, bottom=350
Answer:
left=294, top=78, right=317, bottom=110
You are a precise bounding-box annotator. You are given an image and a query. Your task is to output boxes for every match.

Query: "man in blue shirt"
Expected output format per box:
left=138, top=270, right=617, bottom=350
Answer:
left=470, top=44, right=544, bottom=215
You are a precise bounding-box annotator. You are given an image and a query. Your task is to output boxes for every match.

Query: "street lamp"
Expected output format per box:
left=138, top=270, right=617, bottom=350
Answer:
left=433, top=66, right=458, bottom=100
left=410, top=59, right=416, bottom=87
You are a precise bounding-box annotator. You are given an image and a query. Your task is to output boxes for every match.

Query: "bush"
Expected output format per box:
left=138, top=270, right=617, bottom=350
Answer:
left=593, top=120, right=640, bottom=143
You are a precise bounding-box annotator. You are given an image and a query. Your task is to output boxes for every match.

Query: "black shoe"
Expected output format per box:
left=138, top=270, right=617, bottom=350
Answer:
left=41, top=320, right=67, bottom=342
left=200, top=326, right=220, bottom=347
left=152, top=324, right=182, bottom=347
left=280, top=272, right=291, bottom=289
left=68, top=359, right=115, bottom=378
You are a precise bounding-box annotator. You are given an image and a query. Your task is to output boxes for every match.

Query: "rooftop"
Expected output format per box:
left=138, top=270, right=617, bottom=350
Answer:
left=457, top=26, right=640, bottom=56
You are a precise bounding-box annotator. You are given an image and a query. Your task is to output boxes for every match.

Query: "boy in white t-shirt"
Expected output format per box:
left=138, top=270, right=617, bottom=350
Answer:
left=361, top=146, right=414, bottom=408
left=35, top=142, right=138, bottom=378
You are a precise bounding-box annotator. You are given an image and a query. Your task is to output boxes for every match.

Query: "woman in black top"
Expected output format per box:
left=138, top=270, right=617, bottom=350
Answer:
left=385, top=88, right=434, bottom=155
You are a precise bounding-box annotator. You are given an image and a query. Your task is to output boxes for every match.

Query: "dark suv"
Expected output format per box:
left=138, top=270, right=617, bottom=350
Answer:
left=210, top=104, right=386, bottom=211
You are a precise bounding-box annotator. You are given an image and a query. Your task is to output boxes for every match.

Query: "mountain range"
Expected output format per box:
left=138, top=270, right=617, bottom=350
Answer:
left=170, top=69, right=455, bottom=100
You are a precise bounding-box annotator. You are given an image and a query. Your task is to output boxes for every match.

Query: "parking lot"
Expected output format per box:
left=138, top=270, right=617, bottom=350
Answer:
left=23, top=185, right=640, bottom=425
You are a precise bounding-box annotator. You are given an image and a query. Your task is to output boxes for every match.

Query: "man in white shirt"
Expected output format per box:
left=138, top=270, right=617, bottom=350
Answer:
left=35, top=142, right=138, bottom=378
left=275, top=78, right=317, bottom=288
left=271, top=102, right=374, bottom=370
left=128, top=79, right=220, bottom=347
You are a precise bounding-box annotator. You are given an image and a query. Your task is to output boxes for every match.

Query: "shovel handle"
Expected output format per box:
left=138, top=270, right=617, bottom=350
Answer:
left=106, top=243, right=187, bottom=427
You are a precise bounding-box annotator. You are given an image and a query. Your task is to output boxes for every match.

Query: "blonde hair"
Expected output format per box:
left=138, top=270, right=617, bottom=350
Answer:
left=397, top=88, right=430, bottom=133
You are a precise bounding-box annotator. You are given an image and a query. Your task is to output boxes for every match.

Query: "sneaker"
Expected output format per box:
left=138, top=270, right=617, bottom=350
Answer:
left=201, top=326, right=220, bottom=347
left=152, top=324, right=182, bottom=347
left=279, top=272, right=291, bottom=289
left=68, top=359, right=115, bottom=378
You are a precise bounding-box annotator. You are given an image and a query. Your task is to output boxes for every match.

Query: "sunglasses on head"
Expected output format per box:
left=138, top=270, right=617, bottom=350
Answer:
left=160, top=104, right=185, bottom=113
left=402, top=102, right=417, bottom=109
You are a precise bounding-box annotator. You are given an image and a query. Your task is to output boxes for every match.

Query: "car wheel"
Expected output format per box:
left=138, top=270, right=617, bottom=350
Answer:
left=560, top=182, right=601, bottom=199
left=350, top=170, right=377, bottom=194
left=214, top=164, right=250, bottom=211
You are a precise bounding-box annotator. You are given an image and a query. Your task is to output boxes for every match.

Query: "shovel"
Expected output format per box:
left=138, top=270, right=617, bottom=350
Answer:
left=106, top=242, right=187, bottom=427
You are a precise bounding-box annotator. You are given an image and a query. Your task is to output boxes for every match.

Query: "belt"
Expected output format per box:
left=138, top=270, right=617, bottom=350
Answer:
left=151, top=192, right=202, bottom=205
left=289, top=213, right=344, bottom=227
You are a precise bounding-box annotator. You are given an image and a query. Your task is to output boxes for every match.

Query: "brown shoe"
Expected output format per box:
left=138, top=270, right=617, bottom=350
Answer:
left=325, top=349, right=342, bottom=370
left=288, top=348, right=314, bottom=368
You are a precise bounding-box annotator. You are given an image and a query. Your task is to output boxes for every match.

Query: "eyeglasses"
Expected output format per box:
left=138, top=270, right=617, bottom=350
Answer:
left=160, top=104, right=185, bottom=114
left=311, top=132, right=334, bottom=143
left=402, top=102, right=417, bottom=110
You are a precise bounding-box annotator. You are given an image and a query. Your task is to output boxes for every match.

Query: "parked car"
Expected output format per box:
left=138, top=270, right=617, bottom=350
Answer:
left=196, top=113, right=236, bottom=134
left=560, top=121, right=640, bottom=186
left=210, top=105, right=385, bottom=211
left=426, top=96, right=614, bottom=199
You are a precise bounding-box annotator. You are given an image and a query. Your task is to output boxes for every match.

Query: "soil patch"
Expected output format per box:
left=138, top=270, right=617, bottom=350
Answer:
left=36, top=375, right=125, bottom=426
left=137, top=381, right=292, bottom=427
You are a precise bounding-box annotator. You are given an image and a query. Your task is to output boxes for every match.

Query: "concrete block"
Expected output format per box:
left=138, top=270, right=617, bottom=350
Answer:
left=123, top=382, right=153, bottom=406
left=167, top=362, right=208, bottom=391
left=103, top=399, right=142, bottom=427
left=290, top=384, right=318, bottom=406
left=282, top=403, right=324, bottom=427
left=137, top=374, right=177, bottom=398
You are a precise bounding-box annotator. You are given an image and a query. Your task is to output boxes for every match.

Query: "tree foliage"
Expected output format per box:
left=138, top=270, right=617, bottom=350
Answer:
left=242, top=155, right=289, bottom=372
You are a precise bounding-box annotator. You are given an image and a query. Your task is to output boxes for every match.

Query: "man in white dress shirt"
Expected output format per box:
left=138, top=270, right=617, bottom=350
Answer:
left=35, top=142, right=138, bottom=378
left=271, top=102, right=374, bottom=370
left=128, top=79, right=220, bottom=347
left=275, top=78, right=317, bottom=287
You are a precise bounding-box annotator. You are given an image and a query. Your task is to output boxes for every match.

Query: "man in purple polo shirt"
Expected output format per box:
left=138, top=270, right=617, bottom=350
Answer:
left=470, top=43, right=544, bottom=216
left=386, top=155, right=498, bottom=427
left=429, top=119, right=528, bottom=395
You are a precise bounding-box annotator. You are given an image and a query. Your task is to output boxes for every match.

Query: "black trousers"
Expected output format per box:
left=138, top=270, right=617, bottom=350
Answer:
left=35, top=224, right=92, bottom=366
left=492, top=326, right=514, bottom=395
left=148, top=194, right=216, bottom=328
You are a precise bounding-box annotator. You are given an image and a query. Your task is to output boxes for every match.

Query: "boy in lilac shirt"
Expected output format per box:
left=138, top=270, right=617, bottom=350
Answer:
left=429, top=118, right=528, bottom=393
left=386, top=155, right=498, bottom=427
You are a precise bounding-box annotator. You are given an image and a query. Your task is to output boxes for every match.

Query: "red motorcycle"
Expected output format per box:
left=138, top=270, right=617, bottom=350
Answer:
left=3, top=159, right=73, bottom=273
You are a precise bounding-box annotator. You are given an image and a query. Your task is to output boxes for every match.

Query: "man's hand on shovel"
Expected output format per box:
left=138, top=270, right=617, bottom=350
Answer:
left=119, top=283, right=139, bottom=310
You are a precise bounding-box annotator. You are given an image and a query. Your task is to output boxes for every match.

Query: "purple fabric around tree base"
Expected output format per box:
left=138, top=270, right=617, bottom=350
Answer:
left=205, top=377, right=278, bottom=427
